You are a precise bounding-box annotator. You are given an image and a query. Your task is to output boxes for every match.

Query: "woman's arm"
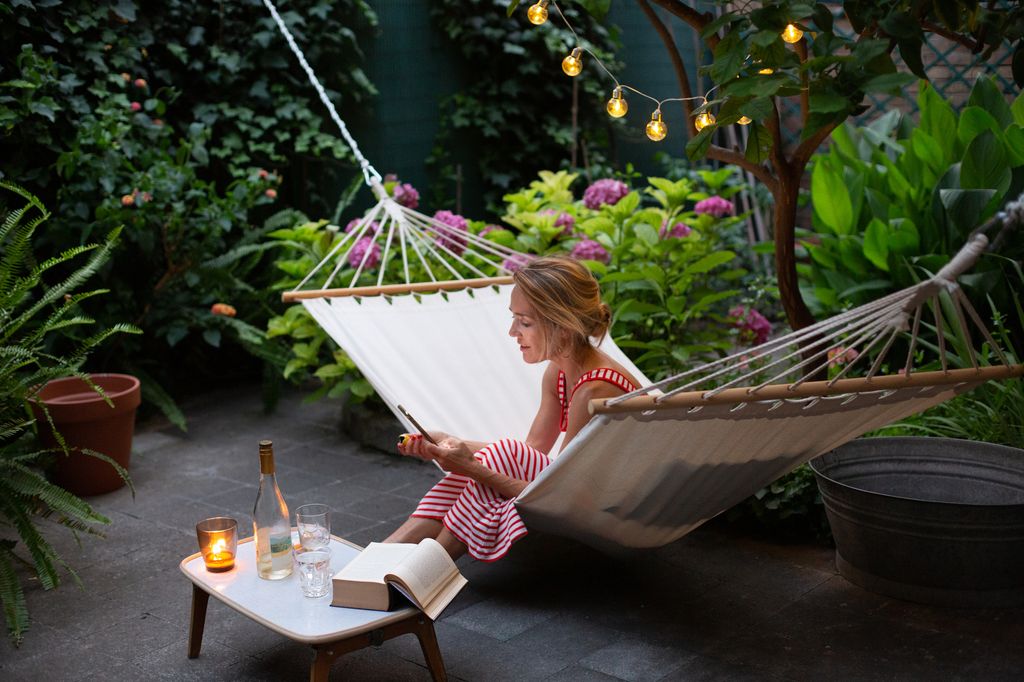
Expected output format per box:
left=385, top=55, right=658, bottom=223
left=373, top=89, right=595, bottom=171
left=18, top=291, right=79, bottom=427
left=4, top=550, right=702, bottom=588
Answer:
left=421, top=440, right=530, bottom=497
left=523, top=363, right=562, bottom=453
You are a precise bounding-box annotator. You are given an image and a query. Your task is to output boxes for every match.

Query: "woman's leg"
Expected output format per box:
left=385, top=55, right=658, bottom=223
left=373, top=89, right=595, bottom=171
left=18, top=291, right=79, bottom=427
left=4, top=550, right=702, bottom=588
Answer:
left=435, top=527, right=467, bottom=560
left=384, top=517, right=443, bottom=544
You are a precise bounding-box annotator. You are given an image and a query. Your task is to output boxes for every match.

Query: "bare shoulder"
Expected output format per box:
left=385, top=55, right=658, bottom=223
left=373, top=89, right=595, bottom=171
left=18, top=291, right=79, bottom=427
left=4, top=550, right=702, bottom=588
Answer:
left=542, top=362, right=561, bottom=393
left=594, top=352, right=641, bottom=390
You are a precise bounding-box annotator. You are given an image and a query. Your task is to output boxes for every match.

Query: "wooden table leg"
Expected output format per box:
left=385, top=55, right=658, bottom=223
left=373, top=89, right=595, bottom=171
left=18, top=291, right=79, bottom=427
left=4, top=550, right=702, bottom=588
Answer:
left=307, top=613, right=447, bottom=681
left=187, top=585, right=211, bottom=659
left=412, top=616, right=447, bottom=682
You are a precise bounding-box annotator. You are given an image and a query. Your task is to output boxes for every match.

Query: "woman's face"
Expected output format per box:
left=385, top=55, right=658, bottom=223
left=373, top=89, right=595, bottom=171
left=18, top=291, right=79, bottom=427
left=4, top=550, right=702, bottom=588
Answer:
left=509, top=286, right=546, bottom=363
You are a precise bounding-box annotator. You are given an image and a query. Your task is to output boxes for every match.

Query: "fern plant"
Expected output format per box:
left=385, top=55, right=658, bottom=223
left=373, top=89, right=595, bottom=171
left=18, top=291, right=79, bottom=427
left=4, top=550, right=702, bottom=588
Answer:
left=0, top=180, right=140, bottom=646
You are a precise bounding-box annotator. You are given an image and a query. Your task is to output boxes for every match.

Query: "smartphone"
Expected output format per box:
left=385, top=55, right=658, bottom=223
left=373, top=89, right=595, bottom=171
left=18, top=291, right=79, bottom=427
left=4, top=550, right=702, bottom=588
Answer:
left=396, top=404, right=438, bottom=445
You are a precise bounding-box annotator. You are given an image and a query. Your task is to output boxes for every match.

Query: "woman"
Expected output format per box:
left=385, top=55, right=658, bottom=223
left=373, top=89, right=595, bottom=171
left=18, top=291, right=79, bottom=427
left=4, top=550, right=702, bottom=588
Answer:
left=386, top=255, right=639, bottom=561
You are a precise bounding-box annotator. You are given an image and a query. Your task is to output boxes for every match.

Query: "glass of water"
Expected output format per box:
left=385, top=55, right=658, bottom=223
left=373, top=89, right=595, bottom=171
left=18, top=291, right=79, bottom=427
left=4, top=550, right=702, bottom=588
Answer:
left=295, top=547, right=332, bottom=598
left=296, top=503, right=330, bottom=550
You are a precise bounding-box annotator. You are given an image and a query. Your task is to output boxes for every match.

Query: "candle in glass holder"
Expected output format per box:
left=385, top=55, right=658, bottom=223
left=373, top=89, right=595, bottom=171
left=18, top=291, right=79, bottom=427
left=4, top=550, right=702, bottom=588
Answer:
left=196, top=517, right=238, bottom=572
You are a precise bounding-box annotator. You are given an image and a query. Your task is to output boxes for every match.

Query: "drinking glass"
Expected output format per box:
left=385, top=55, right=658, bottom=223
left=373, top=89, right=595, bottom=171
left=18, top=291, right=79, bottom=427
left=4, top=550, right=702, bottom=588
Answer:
left=295, top=547, right=332, bottom=598
left=296, top=503, right=330, bottom=550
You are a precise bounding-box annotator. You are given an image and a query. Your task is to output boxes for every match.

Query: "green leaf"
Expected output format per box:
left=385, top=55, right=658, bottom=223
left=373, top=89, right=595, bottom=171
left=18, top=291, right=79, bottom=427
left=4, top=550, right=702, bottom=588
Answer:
left=685, top=126, right=714, bottom=161
left=744, top=122, right=772, bottom=164
left=682, top=251, right=735, bottom=276
left=809, top=92, right=849, bottom=113
left=811, top=159, right=853, bottom=234
left=710, top=30, right=745, bottom=83
left=961, top=130, right=1010, bottom=195
left=957, top=107, right=1001, bottom=147
left=862, top=218, right=890, bottom=271
left=940, top=189, right=998, bottom=235
left=863, top=72, right=916, bottom=94
left=634, top=223, right=659, bottom=247
left=968, top=76, right=1013, bottom=129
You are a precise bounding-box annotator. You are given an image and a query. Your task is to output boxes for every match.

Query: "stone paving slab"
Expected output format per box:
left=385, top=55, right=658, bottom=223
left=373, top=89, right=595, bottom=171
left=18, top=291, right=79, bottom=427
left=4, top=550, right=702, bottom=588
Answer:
left=2, top=384, right=1023, bottom=681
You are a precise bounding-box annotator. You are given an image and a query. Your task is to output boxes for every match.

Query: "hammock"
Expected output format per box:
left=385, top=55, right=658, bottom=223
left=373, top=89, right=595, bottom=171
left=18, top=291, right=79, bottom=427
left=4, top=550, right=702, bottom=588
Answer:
left=265, top=1, right=1023, bottom=550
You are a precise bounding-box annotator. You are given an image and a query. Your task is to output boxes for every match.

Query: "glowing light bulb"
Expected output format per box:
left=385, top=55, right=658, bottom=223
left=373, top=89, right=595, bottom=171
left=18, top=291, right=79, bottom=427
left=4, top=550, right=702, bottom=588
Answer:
left=646, top=110, right=667, bottom=141
left=527, top=1, right=549, bottom=25
left=758, top=67, right=774, bottom=75
left=738, top=116, right=752, bottom=125
left=562, top=47, right=583, bottom=77
left=606, top=87, right=628, bottom=118
left=694, top=111, right=716, bottom=132
left=782, top=23, right=804, bottom=43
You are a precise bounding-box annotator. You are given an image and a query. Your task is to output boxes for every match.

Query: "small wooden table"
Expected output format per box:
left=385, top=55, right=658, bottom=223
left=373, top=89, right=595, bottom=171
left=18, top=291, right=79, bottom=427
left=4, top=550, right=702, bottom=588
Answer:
left=179, top=536, right=446, bottom=681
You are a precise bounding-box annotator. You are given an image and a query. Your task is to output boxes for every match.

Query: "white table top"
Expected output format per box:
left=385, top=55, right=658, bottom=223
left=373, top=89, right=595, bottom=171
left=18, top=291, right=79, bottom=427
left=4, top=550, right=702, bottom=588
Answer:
left=180, top=536, right=417, bottom=644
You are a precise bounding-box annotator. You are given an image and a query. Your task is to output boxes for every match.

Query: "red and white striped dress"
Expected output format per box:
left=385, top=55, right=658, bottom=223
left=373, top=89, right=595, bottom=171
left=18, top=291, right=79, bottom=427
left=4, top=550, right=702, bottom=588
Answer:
left=412, top=367, right=636, bottom=561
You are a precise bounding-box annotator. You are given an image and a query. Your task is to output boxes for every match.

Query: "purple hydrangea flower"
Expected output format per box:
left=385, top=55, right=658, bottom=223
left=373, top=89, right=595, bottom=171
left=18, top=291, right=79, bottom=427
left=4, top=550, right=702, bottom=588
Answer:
left=501, top=254, right=531, bottom=272
left=539, top=208, right=576, bottom=237
left=392, top=182, right=419, bottom=209
left=730, top=306, right=771, bottom=346
left=345, top=218, right=381, bottom=234
left=659, top=221, right=693, bottom=239
left=571, top=238, right=610, bottom=264
left=583, top=179, right=630, bottom=209
left=347, top=237, right=381, bottom=270
left=694, top=196, right=734, bottom=218
left=432, top=210, right=469, bottom=256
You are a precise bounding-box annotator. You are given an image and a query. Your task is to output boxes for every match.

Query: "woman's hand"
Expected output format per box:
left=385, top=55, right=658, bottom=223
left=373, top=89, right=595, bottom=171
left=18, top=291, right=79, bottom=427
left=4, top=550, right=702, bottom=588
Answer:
left=422, top=439, right=480, bottom=477
left=396, top=431, right=452, bottom=460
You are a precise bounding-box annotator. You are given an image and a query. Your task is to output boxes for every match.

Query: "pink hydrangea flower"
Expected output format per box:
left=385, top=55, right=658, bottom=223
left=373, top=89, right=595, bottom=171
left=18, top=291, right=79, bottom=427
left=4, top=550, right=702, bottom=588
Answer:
left=129, top=101, right=142, bottom=112
left=345, top=218, right=381, bottom=234
left=730, top=306, right=771, bottom=346
left=347, top=237, right=381, bottom=270
left=659, top=221, right=692, bottom=239
left=571, top=238, right=610, bottom=264
left=583, top=179, right=629, bottom=209
left=694, top=196, right=734, bottom=218
left=502, top=254, right=531, bottom=272
left=392, top=182, right=419, bottom=209
left=540, top=209, right=576, bottom=236
left=432, top=210, right=468, bottom=255
left=827, top=347, right=860, bottom=368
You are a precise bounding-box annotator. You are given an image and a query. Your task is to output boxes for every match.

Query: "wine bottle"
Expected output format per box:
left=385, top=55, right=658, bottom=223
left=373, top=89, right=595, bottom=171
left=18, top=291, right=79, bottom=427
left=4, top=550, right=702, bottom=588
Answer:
left=253, top=440, right=293, bottom=580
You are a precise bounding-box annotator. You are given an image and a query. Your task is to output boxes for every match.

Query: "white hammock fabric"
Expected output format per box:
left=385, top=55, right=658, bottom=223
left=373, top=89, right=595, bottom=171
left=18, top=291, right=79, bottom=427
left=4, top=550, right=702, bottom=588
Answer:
left=265, top=0, right=1022, bottom=550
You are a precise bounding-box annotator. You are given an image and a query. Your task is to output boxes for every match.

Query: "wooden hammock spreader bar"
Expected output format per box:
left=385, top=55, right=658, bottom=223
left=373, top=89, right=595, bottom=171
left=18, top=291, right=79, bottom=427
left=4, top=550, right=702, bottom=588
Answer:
left=281, top=276, right=513, bottom=302
left=590, top=364, right=1024, bottom=414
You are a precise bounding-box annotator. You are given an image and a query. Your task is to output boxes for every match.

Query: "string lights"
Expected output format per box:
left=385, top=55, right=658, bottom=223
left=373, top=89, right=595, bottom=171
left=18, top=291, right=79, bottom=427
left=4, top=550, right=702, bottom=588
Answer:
left=527, top=1, right=549, bottom=25
left=527, top=1, right=806, bottom=142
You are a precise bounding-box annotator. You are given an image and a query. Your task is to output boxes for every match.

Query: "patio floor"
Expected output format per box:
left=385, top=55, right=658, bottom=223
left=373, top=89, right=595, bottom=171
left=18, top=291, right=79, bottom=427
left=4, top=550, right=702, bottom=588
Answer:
left=2, top=384, right=1022, bottom=681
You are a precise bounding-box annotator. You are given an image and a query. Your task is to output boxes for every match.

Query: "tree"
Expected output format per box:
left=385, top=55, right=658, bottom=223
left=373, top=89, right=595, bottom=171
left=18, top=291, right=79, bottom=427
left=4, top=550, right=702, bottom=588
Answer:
left=602, top=0, right=1024, bottom=332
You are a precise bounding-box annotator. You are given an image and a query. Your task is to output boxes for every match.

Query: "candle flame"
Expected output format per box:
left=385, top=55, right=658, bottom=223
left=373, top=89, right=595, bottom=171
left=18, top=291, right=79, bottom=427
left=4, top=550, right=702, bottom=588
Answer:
left=211, top=538, right=227, bottom=554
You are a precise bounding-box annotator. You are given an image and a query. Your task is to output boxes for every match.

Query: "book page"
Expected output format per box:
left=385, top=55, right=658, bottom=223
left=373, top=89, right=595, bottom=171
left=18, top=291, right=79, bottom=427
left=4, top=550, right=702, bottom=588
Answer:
left=388, top=538, right=459, bottom=605
left=335, top=542, right=416, bottom=582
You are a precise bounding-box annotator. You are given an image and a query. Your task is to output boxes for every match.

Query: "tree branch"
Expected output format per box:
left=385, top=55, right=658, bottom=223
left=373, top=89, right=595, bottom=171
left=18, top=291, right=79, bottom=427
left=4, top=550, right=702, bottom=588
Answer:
left=637, top=0, right=697, bottom=136
left=764, top=99, right=786, bottom=179
left=646, top=0, right=718, bottom=49
left=793, top=121, right=841, bottom=171
left=706, top=144, right=777, bottom=192
left=919, top=20, right=980, bottom=52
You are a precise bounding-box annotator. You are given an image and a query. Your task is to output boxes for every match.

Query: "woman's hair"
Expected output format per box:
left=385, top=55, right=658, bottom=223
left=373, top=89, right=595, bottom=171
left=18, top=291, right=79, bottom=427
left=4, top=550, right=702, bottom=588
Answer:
left=512, top=255, right=611, bottom=359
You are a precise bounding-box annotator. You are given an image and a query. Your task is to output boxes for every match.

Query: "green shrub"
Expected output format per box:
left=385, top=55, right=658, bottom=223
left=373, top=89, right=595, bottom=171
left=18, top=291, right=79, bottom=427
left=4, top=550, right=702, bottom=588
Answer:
left=0, top=181, right=138, bottom=646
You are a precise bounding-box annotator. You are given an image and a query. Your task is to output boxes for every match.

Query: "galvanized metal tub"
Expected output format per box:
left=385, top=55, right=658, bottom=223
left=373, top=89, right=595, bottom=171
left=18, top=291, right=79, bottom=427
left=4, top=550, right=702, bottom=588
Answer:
left=810, top=437, right=1024, bottom=607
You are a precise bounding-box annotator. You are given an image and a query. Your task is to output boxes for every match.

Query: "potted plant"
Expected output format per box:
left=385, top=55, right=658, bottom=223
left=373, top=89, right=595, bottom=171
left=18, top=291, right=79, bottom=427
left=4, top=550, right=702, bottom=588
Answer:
left=0, top=181, right=139, bottom=645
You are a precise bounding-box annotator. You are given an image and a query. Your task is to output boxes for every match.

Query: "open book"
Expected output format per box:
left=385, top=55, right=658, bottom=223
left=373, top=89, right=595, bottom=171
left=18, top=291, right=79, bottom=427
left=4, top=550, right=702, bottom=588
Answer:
left=331, top=538, right=468, bottom=620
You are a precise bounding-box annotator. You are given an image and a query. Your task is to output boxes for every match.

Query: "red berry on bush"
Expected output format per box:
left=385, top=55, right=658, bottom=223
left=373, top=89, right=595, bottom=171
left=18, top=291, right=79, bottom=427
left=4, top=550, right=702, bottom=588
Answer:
left=121, top=194, right=134, bottom=206
left=210, top=303, right=237, bottom=317
left=134, top=78, right=147, bottom=88
left=258, top=169, right=269, bottom=179
left=265, top=188, right=277, bottom=199
left=130, top=101, right=142, bottom=112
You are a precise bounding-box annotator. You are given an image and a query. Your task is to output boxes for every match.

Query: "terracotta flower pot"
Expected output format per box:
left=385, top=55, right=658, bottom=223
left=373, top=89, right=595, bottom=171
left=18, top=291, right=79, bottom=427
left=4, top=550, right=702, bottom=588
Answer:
left=31, top=373, right=141, bottom=496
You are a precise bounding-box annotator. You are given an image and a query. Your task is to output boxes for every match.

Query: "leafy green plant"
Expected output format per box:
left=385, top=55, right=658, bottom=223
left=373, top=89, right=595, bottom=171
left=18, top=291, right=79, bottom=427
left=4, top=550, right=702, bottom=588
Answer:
left=0, top=0, right=380, bottom=423
left=802, top=77, right=1024, bottom=334
left=0, top=181, right=139, bottom=646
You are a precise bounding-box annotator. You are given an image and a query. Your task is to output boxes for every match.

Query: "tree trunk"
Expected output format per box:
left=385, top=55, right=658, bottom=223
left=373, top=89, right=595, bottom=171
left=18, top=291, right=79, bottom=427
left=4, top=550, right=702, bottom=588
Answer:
left=774, top=167, right=816, bottom=332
